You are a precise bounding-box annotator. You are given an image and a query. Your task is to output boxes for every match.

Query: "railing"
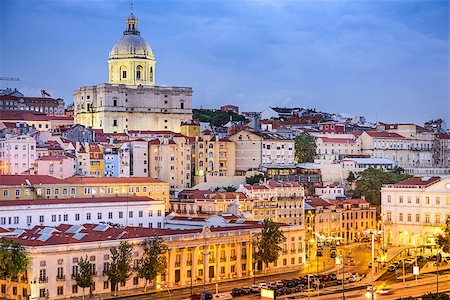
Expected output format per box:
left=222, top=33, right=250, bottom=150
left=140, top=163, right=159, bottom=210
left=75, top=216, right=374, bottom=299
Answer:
left=38, top=277, right=48, bottom=283
left=230, top=256, right=236, bottom=261
left=186, top=261, right=192, bottom=266
left=56, top=275, right=65, bottom=281
left=220, top=257, right=226, bottom=262
left=175, top=262, right=181, bottom=267
left=198, top=259, right=204, bottom=264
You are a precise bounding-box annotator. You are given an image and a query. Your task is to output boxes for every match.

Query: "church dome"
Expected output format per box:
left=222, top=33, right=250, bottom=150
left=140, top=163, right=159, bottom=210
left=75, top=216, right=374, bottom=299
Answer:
left=109, top=34, right=154, bottom=60
left=108, top=12, right=154, bottom=60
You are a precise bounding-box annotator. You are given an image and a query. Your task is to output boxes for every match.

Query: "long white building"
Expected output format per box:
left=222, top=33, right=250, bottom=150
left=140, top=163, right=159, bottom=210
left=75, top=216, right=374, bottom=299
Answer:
left=0, top=196, right=166, bottom=229
left=381, top=176, right=450, bottom=246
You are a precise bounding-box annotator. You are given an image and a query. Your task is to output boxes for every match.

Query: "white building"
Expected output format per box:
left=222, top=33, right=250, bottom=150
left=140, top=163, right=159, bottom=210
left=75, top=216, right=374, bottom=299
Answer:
left=0, top=135, right=36, bottom=175
left=381, top=176, right=450, bottom=246
left=0, top=196, right=166, bottom=229
left=74, top=12, right=192, bottom=133
left=315, top=185, right=345, bottom=200
left=119, top=139, right=149, bottom=177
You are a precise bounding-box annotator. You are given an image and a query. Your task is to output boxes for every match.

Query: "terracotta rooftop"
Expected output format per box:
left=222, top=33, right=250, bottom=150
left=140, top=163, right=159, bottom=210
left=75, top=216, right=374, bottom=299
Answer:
left=389, top=176, right=441, bottom=188
left=319, top=137, right=355, bottom=143
left=37, top=155, right=73, bottom=161
left=0, top=110, right=73, bottom=122
left=365, top=131, right=404, bottom=139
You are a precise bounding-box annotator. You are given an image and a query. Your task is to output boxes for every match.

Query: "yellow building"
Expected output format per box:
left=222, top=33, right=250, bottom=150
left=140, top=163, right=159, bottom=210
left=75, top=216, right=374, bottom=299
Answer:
left=180, top=120, right=200, bottom=137
left=0, top=175, right=171, bottom=211
left=0, top=220, right=305, bottom=299
left=148, top=135, right=193, bottom=189
left=192, top=130, right=236, bottom=184
left=74, top=13, right=192, bottom=134
left=88, top=144, right=104, bottom=177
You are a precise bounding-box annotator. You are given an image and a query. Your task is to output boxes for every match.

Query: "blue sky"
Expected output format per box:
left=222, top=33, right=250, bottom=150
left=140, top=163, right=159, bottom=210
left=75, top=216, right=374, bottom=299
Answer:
left=1, top=0, right=448, bottom=124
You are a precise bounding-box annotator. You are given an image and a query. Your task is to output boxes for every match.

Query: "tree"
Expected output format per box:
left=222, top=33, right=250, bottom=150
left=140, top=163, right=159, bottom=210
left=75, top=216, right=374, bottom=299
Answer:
left=136, top=237, right=167, bottom=291
left=353, top=168, right=411, bottom=205
left=246, top=174, right=266, bottom=185
left=294, top=132, right=317, bottom=163
left=347, top=171, right=356, bottom=183
left=421, top=292, right=450, bottom=300
left=254, top=219, right=286, bottom=270
left=437, top=215, right=450, bottom=254
left=107, top=241, right=133, bottom=296
left=0, top=239, right=29, bottom=297
left=74, top=256, right=94, bottom=299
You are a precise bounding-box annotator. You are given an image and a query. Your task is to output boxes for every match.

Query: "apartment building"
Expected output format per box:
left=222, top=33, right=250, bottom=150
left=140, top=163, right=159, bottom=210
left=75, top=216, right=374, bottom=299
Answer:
left=0, top=196, right=165, bottom=229
left=148, top=135, right=192, bottom=189
left=359, top=130, right=434, bottom=167
left=119, top=139, right=149, bottom=177
left=191, top=131, right=235, bottom=183
left=0, top=220, right=305, bottom=300
left=315, top=136, right=361, bottom=163
left=237, top=180, right=305, bottom=225
left=0, top=135, right=36, bottom=175
left=381, top=176, right=450, bottom=246
left=0, top=175, right=170, bottom=211
left=36, top=155, right=76, bottom=179
left=229, top=130, right=294, bottom=172
left=88, top=144, right=104, bottom=177
left=170, top=190, right=251, bottom=215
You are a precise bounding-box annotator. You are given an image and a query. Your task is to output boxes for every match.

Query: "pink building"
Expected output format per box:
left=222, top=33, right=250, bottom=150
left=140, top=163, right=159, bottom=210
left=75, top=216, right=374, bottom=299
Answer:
left=37, top=155, right=75, bottom=179
left=319, top=122, right=346, bottom=134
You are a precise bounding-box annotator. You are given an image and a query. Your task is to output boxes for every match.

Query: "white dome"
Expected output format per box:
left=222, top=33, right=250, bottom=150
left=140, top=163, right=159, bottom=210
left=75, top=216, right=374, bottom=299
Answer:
left=109, top=34, right=154, bottom=60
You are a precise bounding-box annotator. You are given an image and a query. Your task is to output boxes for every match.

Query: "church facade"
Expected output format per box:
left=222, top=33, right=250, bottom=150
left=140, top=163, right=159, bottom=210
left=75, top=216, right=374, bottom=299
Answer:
left=74, top=12, right=192, bottom=133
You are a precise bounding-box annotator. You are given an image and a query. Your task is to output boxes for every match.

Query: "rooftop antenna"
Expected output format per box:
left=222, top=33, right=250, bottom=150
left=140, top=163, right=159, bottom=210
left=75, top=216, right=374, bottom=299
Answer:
left=131, top=0, right=133, bottom=14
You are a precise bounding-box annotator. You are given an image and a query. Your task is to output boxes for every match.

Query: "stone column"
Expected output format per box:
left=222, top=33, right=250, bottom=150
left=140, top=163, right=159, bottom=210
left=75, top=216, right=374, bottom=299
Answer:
left=180, top=247, right=186, bottom=286
left=215, top=244, right=220, bottom=281
left=204, top=245, right=209, bottom=283
left=236, top=242, right=242, bottom=278
left=249, top=241, right=254, bottom=277
left=226, top=243, right=231, bottom=279
left=168, top=248, right=176, bottom=287
left=192, top=246, right=198, bottom=284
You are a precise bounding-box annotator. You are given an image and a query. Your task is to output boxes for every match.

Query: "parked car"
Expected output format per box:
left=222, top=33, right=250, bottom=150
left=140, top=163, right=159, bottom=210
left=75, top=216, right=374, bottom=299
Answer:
left=348, top=273, right=362, bottom=282
left=428, top=255, right=438, bottom=261
left=250, top=285, right=260, bottom=293
left=276, top=280, right=285, bottom=288
left=230, top=288, right=241, bottom=297
left=259, top=282, right=268, bottom=290
left=240, top=287, right=251, bottom=294
left=417, top=255, right=424, bottom=261
left=328, top=273, right=337, bottom=281
left=191, top=292, right=213, bottom=300
left=377, top=288, right=392, bottom=295
left=388, top=265, right=396, bottom=272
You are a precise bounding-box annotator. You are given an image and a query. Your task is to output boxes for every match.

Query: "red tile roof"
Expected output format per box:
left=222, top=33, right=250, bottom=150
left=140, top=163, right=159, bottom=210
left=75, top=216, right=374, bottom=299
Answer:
left=390, top=176, right=441, bottom=188
left=319, top=137, right=355, bottom=143
left=0, top=196, right=157, bottom=207
left=365, top=132, right=404, bottom=139
left=177, top=190, right=247, bottom=201
left=0, top=110, right=73, bottom=122
left=37, top=155, right=73, bottom=161
left=0, top=175, right=165, bottom=186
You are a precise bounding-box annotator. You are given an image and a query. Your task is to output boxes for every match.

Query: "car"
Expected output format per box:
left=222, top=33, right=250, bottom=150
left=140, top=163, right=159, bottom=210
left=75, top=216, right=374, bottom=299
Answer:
left=348, top=273, right=362, bottom=282
left=230, top=288, right=241, bottom=297
left=241, top=287, right=251, bottom=294
left=331, top=251, right=336, bottom=258
left=317, top=250, right=323, bottom=257
left=388, top=265, right=396, bottom=272
left=417, top=255, right=424, bottom=261
left=377, top=288, right=392, bottom=295
left=320, top=274, right=329, bottom=281
left=392, top=261, right=400, bottom=267
left=250, top=285, right=260, bottom=293
left=259, top=283, right=268, bottom=290
left=276, top=280, right=285, bottom=288
left=428, top=255, right=438, bottom=261
left=328, top=273, right=337, bottom=281
left=368, top=262, right=373, bottom=268
left=191, top=292, right=213, bottom=300
left=282, top=279, right=295, bottom=287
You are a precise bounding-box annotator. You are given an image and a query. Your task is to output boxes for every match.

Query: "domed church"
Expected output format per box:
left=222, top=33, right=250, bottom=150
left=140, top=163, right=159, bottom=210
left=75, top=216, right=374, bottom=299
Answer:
left=74, top=12, right=193, bottom=133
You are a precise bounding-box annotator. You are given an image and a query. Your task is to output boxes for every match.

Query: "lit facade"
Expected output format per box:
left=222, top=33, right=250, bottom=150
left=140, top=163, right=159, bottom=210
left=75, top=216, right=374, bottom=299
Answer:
left=0, top=135, right=36, bottom=175
left=74, top=13, right=192, bottom=133
left=381, top=176, right=450, bottom=246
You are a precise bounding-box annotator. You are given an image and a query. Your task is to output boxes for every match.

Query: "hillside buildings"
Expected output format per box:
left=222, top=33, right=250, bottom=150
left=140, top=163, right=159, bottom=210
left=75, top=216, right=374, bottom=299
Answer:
left=74, top=13, right=192, bottom=133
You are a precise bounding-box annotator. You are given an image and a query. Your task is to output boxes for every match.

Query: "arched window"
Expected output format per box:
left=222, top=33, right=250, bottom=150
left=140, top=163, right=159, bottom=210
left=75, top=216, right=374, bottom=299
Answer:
left=150, top=66, right=153, bottom=81
left=136, top=65, right=143, bottom=80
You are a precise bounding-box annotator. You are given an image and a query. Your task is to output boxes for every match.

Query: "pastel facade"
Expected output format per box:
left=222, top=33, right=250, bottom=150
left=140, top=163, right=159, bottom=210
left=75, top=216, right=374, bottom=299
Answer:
left=0, top=175, right=170, bottom=211
left=315, top=136, right=361, bottom=163
left=74, top=13, right=192, bottom=133
left=0, top=135, right=36, bottom=175
left=36, top=155, right=75, bottom=179
left=1, top=221, right=305, bottom=300
left=381, top=177, right=450, bottom=246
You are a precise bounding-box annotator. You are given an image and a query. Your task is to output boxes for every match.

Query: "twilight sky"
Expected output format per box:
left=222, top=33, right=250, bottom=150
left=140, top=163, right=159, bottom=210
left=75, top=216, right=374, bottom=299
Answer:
left=1, top=0, right=449, bottom=125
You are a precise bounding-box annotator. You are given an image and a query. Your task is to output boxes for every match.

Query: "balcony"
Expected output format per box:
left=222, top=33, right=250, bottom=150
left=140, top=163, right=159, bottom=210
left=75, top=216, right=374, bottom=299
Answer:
left=297, top=249, right=303, bottom=253
left=186, top=261, right=192, bottom=266
left=102, top=270, right=109, bottom=276
left=220, top=257, right=226, bottom=262
left=175, top=262, right=181, bottom=267
left=38, top=276, right=48, bottom=283
left=56, top=275, right=65, bottom=281
left=290, top=249, right=296, bottom=254
left=230, top=256, right=236, bottom=261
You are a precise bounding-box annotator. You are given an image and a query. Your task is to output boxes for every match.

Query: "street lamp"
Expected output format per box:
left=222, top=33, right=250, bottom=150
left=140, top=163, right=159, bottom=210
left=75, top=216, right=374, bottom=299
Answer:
left=364, top=229, right=382, bottom=300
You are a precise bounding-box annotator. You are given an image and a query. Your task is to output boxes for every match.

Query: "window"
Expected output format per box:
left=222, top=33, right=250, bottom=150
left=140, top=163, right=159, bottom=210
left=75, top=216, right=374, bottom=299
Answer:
left=157, top=210, right=162, bottom=217
left=416, top=214, right=420, bottom=223
left=436, top=197, right=440, bottom=205
left=15, top=189, right=20, bottom=197
left=108, top=212, right=113, bottom=219
left=416, top=197, right=420, bottom=204
left=57, top=286, right=63, bottom=295
left=386, top=212, right=391, bottom=221
left=97, top=213, right=102, bottom=220
left=129, top=211, right=133, bottom=218
left=407, top=214, right=412, bottom=222
left=425, top=213, right=430, bottom=224
left=72, top=285, right=78, bottom=294
left=40, top=289, right=46, bottom=298
left=71, top=188, right=76, bottom=195
left=63, top=214, right=68, bottom=221
left=86, top=213, right=91, bottom=220
left=113, top=119, right=118, bottom=127
left=39, top=215, right=44, bottom=223
left=84, top=187, right=91, bottom=194
left=52, top=215, right=57, bottom=222
left=426, top=197, right=430, bottom=204
left=139, top=211, right=143, bottom=218
left=133, top=277, right=139, bottom=285
left=122, top=70, right=127, bottom=79
left=399, top=196, right=403, bottom=204
left=436, top=214, right=441, bottom=224
left=119, top=212, right=123, bottom=219
left=75, top=214, right=80, bottom=221
left=27, top=216, right=32, bottom=224
left=2, top=190, right=7, bottom=198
